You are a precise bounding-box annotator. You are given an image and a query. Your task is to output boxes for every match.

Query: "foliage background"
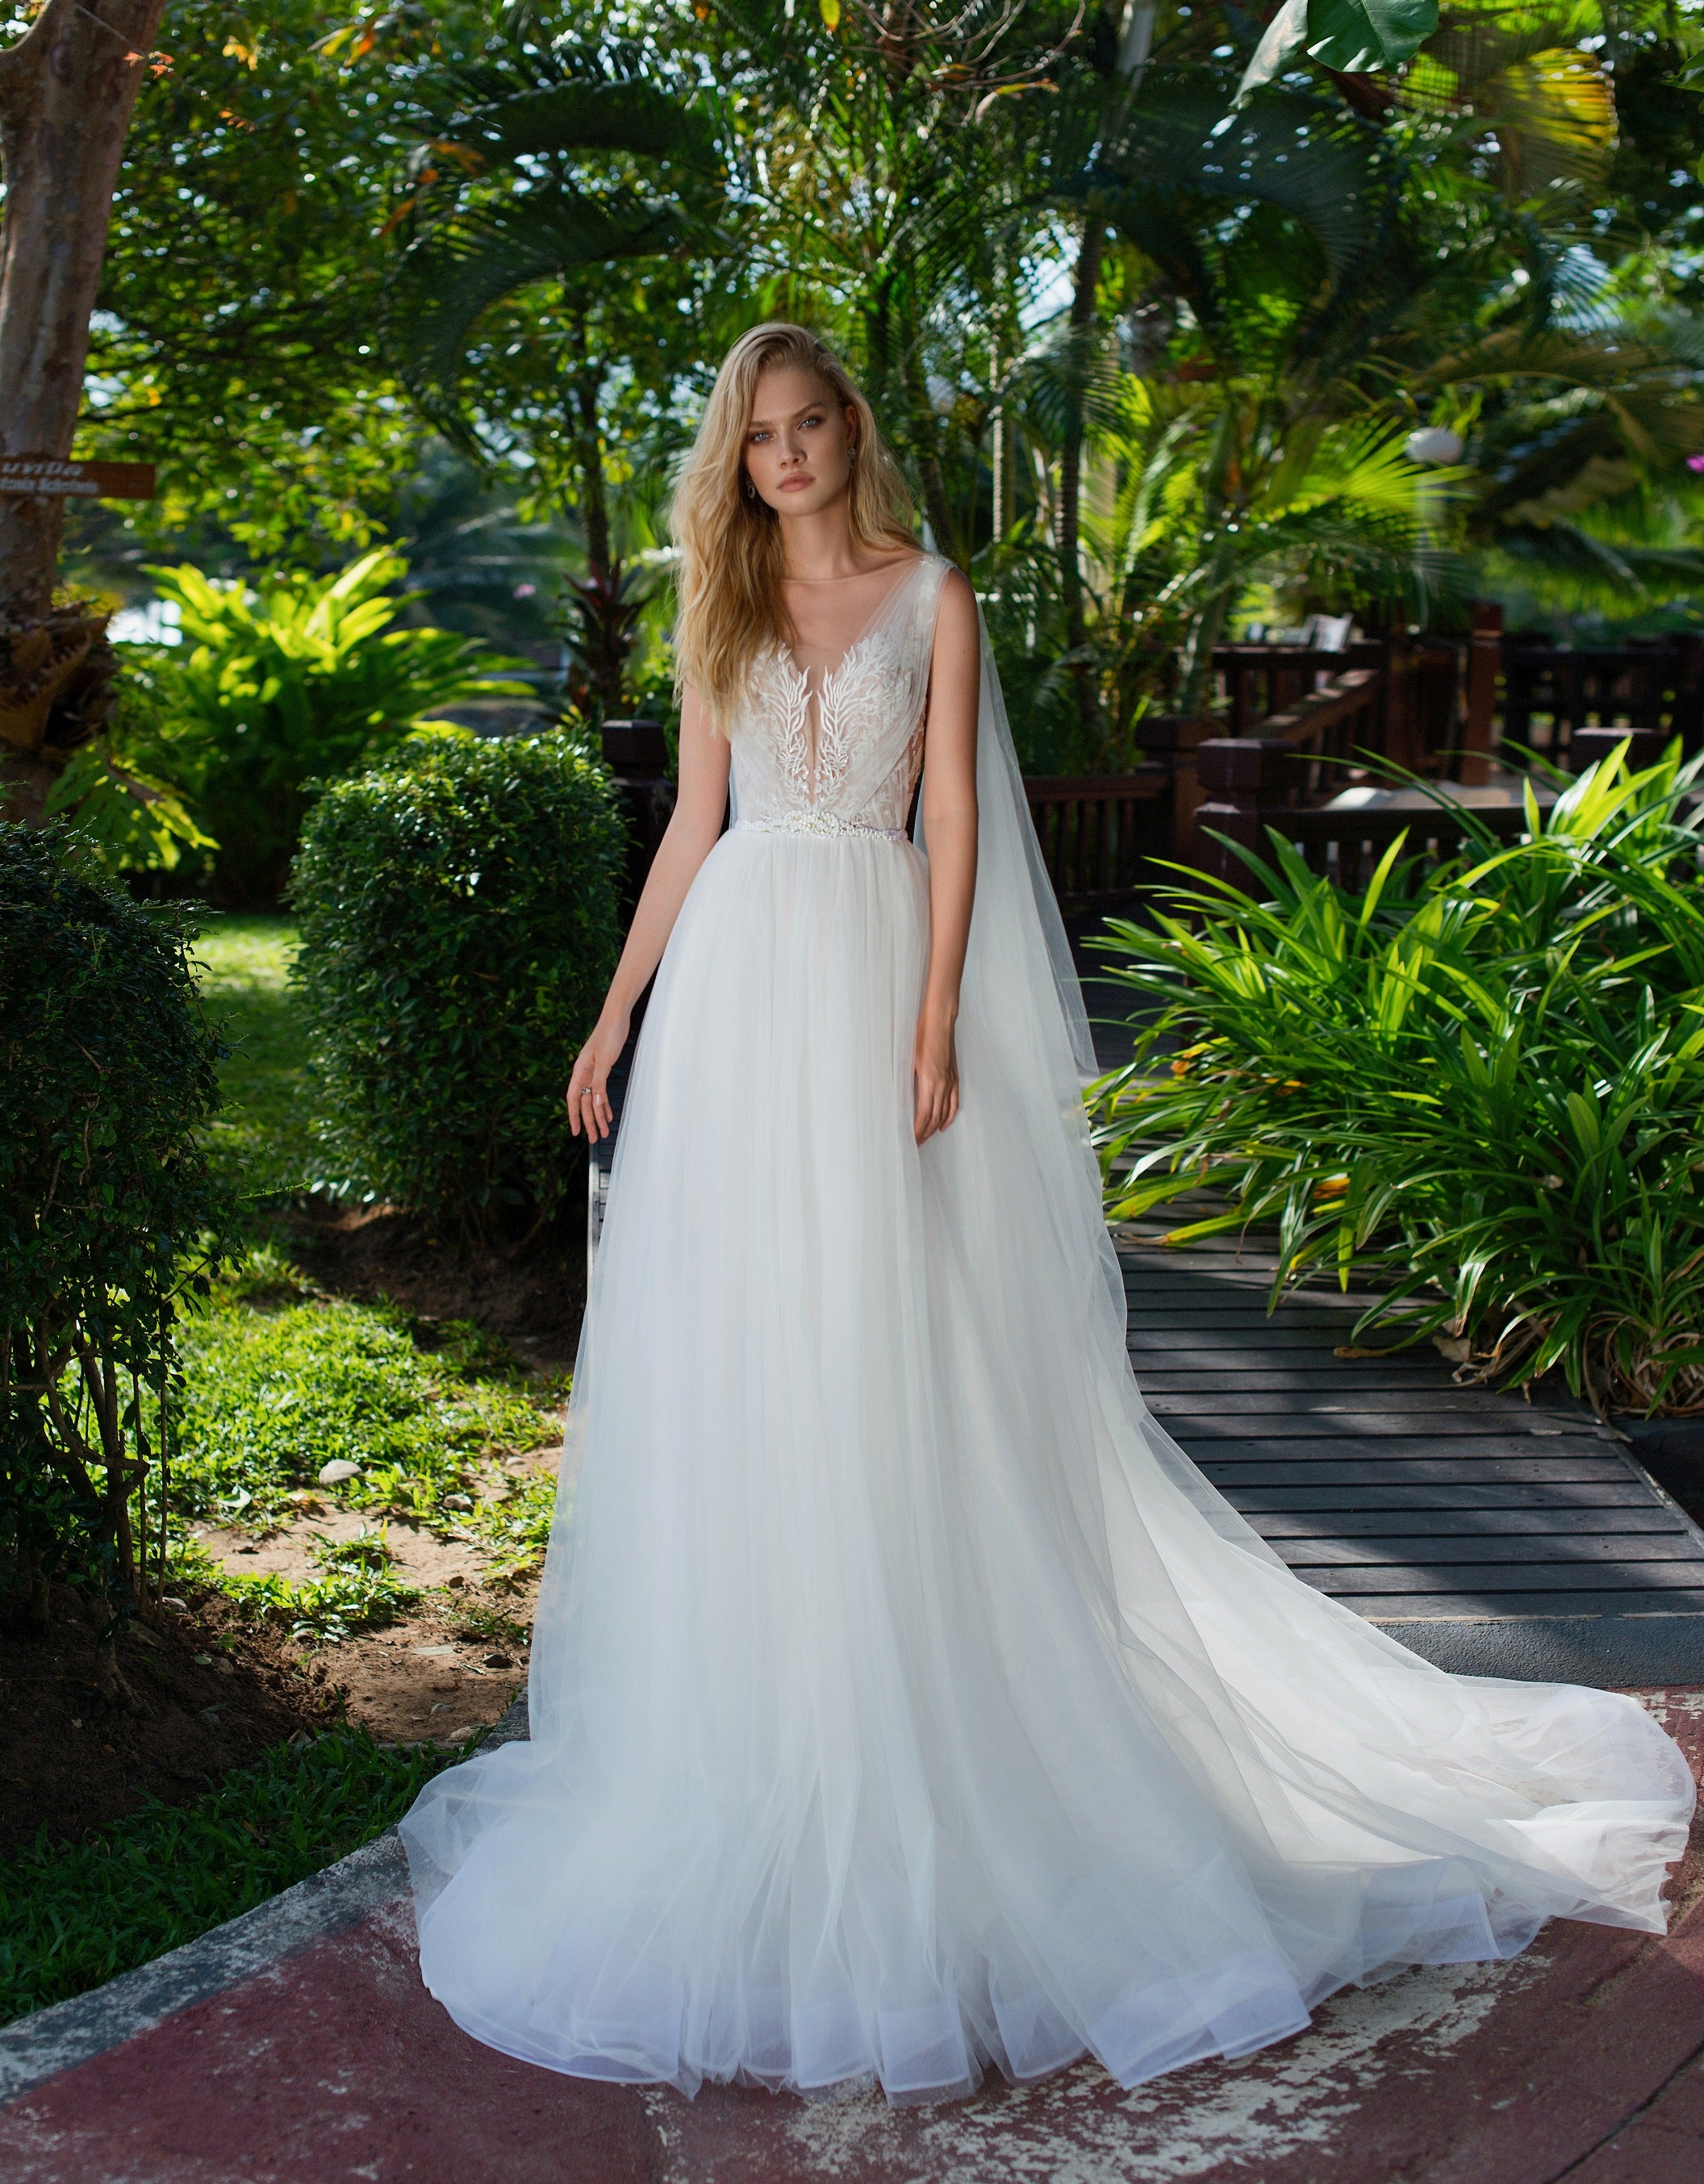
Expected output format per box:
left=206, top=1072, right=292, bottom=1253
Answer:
left=44, top=0, right=1704, bottom=781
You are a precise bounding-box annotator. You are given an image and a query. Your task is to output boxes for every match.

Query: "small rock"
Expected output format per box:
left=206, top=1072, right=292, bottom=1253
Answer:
left=445, top=1574, right=466, bottom=1589
left=318, top=1459, right=362, bottom=1486
left=483, top=1652, right=512, bottom=1669
left=215, top=1659, right=237, bottom=1677
left=442, top=1493, right=472, bottom=1511
left=162, top=1597, right=188, bottom=1611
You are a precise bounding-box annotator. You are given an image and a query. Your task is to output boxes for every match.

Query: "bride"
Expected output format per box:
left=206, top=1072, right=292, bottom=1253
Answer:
left=400, top=322, right=1694, bottom=2106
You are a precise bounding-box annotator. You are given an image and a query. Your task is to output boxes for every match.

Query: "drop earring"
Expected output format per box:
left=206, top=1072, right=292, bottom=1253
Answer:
left=743, top=474, right=757, bottom=500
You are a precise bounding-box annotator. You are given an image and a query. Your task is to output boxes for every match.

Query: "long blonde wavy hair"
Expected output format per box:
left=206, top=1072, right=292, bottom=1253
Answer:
left=670, top=324, right=916, bottom=728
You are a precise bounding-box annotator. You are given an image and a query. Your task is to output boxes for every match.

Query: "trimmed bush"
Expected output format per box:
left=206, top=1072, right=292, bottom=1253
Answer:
left=0, top=825, right=228, bottom=1689
left=290, top=729, right=625, bottom=1244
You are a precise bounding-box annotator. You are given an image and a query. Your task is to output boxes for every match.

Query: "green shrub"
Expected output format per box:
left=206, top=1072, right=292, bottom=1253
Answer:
left=147, top=550, right=530, bottom=903
left=290, top=729, right=624, bottom=1243
left=0, top=826, right=228, bottom=1691
left=1094, top=747, right=1704, bottom=1415
left=0, top=1726, right=467, bottom=2023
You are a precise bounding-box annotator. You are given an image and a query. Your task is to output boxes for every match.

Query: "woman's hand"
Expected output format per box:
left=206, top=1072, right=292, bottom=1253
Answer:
left=566, top=1012, right=631, bottom=1142
left=913, top=1008, right=960, bottom=1145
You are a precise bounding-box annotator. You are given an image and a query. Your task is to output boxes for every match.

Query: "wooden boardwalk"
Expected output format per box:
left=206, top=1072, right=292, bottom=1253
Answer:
left=1120, top=1223, right=1704, bottom=1684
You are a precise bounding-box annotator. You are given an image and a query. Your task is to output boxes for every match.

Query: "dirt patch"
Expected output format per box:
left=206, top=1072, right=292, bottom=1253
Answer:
left=191, top=1501, right=541, bottom=1748
left=0, top=1585, right=337, bottom=1857
left=300, top=1606, right=531, bottom=1746
left=278, top=1197, right=587, bottom=1375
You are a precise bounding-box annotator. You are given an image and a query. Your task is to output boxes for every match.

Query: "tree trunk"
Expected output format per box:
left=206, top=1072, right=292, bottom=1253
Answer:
left=0, top=0, right=161, bottom=607
left=0, top=0, right=163, bottom=819
left=1057, top=220, right=1105, bottom=747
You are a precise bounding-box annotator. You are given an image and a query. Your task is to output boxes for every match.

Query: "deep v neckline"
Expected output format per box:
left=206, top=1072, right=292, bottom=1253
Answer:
left=779, top=555, right=927, bottom=684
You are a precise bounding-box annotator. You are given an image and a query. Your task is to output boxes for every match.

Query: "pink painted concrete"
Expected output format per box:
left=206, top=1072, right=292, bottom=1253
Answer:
left=5, top=1692, right=1703, bottom=2184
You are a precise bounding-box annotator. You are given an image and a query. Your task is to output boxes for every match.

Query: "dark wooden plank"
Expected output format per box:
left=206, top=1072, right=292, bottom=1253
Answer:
left=1122, top=1282, right=1392, bottom=1309
left=1226, top=1483, right=1667, bottom=1512
left=1250, top=1508, right=1689, bottom=1539
left=1274, top=1535, right=1704, bottom=1569
left=1146, top=1391, right=1593, bottom=1422
left=1167, top=1413, right=1612, bottom=1442
left=1196, top=1459, right=1635, bottom=1489
left=1129, top=1330, right=1384, bottom=1352
left=1314, top=1562, right=1704, bottom=1593
left=1137, top=1369, right=1463, bottom=1392
left=1334, top=1589, right=1704, bottom=1617
left=1126, top=1304, right=1369, bottom=1323
left=1184, top=1438, right=1627, bottom=1467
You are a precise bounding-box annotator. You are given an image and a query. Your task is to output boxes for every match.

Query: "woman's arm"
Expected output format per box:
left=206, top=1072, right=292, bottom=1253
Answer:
left=566, top=688, right=731, bottom=1140
left=913, top=568, right=980, bottom=1145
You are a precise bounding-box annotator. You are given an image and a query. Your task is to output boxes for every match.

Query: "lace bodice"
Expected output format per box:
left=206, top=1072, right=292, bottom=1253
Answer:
left=727, top=554, right=950, bottom=839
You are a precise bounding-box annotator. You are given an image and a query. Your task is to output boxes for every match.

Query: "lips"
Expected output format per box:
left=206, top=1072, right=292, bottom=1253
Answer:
left=779, top=474, right=813, bottom=491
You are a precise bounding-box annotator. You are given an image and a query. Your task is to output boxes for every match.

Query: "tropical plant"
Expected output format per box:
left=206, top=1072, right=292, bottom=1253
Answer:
left=1092, top=744, right=1704, bottom=1417
left=0, top=824, right=228, bottom=1699
left=40, top=649, right=217, bottom=875
left=290, top=729, right=625, bottom=1245
left=145, top=548, right=530, bottom=902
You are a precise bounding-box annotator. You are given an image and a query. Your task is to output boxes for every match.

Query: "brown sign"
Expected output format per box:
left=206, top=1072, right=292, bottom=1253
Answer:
left=0, top=457, right=157, bottom=500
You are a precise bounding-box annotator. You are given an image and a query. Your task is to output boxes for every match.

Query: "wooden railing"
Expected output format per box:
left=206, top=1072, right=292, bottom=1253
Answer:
left=1501, top=635, right=1704, bottom=766
left=1196, top=793, right=1538, bottom=892
left=1191, top=667, right=1441, bottom=885
left=1023, top=766, right=1173, bottom=911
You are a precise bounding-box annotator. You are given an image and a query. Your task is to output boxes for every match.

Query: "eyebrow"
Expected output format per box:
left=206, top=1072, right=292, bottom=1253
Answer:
left=746, top=401, right=829, bottom=429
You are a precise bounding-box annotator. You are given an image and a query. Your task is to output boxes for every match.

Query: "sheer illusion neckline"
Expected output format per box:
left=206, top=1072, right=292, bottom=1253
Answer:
left=780, top=553, right=928, bottom=681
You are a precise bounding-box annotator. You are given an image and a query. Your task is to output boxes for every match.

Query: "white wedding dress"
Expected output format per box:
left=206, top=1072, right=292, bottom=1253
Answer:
left=401, top=553, right=1694, bottom=2105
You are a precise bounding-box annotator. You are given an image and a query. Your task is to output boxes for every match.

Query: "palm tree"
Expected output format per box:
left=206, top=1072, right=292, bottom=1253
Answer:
left=382, top=23, right=725, bottom=714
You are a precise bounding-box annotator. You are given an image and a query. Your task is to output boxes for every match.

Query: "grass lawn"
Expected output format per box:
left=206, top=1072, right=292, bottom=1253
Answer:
left=0, top=1728, right=466, bottom=2023
left=191, top=912, right=315, bottom=1204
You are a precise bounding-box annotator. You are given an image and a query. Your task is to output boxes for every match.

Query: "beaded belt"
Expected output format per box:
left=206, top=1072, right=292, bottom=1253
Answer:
left=732, top=814, right=908, bottom=841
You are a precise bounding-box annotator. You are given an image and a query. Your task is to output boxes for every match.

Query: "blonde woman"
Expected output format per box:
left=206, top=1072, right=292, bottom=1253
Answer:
left=401, top=324, right=1691, bottom=2107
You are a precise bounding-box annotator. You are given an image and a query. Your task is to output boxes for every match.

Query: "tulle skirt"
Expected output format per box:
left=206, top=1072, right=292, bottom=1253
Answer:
left=400, top=826, right=1694, bottom=2104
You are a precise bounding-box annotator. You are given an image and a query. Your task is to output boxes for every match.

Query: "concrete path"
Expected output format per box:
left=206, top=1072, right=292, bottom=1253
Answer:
left=4, top=1693, right=1703, bottom=2184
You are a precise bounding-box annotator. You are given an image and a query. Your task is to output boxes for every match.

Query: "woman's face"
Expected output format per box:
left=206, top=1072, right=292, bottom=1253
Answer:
left=743, top=363, right=858, bottom=517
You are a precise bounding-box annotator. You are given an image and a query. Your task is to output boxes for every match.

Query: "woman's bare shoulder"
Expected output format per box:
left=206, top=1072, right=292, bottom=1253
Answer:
left=931, top=563, right=979, bottom=640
